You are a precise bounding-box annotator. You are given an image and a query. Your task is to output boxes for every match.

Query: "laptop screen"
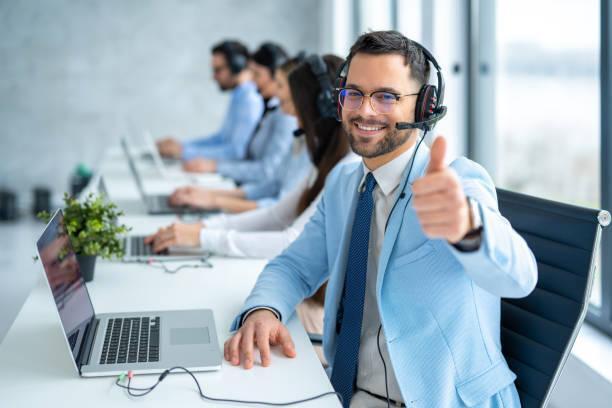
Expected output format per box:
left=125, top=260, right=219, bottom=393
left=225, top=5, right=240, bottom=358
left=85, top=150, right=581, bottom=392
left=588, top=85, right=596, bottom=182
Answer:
left=120, top=136, right=146, bottom=199
left=36, top=210, right=95, bottom=362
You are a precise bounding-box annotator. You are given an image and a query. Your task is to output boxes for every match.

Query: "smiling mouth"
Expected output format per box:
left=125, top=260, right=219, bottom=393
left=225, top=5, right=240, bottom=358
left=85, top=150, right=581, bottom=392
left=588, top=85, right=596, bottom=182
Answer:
left=353, top=120, right=388, bottom=136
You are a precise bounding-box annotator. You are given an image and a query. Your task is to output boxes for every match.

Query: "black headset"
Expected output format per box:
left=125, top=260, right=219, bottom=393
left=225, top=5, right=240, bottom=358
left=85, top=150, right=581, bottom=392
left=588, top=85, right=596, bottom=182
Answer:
left=305, top=54, right=337, bottom=120
left=335, top=39, right=447, bottom=132
left=254, top=42, right=289, bottom=77
left=218, top=41, right=248, bottom=75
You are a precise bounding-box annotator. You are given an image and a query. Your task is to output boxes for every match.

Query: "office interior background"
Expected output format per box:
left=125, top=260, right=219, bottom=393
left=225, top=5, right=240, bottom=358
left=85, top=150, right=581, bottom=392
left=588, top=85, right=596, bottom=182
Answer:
left=1, top=0, right=611, bottom=406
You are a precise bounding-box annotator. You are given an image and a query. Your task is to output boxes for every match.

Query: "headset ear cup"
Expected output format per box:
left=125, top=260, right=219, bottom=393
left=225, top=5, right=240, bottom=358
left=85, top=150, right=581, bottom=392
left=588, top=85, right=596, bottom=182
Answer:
left=232, top=54, right=247, bottom=74
left=334, top=88, right=342, bottom=121
left=334, top=61, right=348, bottom=121
left=415, top=85, right=438, bottom=123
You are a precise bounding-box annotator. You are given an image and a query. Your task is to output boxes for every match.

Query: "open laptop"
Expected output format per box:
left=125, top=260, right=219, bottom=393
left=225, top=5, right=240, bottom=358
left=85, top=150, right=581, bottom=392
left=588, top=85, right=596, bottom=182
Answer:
left=120, top=136, right=215, bottom=216
left=142, top=131, right=229, bottom=187
left=135, top=130, right=181, bottom=166
left=94, top=176, right=208, bottom=262
left=142, top=131, right=195, bottom=182
left=121, top=233, right=210, bottom=262
left=36, top=209, right=222, bottom=377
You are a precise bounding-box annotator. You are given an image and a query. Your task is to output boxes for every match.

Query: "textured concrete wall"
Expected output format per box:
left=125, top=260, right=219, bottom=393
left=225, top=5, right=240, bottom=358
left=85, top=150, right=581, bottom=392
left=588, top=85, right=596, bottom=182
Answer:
left=0, top=0, right=322, bottom=208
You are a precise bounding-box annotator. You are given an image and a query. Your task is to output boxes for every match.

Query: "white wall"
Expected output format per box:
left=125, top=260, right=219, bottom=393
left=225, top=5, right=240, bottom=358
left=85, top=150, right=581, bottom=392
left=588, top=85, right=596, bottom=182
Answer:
left=0, top=0, right=323, bottom=209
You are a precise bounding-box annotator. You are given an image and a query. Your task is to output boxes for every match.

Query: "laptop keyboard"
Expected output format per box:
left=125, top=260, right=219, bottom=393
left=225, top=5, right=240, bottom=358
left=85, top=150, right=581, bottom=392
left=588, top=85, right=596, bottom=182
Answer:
left=99, top=317, right=160, bottom=365
left=151, top=195, right=171, bottom=211
left=128, top=236, right=154, bottom=257
left=154, top=195, right=169, bottom=207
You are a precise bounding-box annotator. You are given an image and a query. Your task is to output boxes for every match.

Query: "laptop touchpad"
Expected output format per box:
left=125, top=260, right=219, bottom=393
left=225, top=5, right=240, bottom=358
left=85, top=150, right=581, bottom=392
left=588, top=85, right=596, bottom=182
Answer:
left=170, top=327, right=210, bottom=345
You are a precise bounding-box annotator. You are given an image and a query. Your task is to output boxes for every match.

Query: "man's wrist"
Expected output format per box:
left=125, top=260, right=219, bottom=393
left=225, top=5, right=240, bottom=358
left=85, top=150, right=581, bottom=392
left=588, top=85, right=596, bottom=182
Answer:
left=240, top=307, right=281, bottom=327
left=453, top=197, right=483, bottom=252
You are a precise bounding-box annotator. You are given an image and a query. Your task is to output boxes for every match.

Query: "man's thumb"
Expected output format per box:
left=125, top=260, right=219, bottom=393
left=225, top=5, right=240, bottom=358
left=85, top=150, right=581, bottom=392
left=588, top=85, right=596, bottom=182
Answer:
left=427, top=136, right=447, bottom=174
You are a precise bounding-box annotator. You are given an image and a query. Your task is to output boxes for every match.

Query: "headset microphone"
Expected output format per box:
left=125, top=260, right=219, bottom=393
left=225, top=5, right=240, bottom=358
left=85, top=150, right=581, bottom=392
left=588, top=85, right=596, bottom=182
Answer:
left=395, top=106, right=447, bottom=131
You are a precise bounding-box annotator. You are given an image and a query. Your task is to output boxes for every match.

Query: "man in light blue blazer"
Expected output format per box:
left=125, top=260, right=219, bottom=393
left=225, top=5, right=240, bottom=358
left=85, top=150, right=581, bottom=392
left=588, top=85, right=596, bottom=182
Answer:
left=225, top=31, right=538, bottom=408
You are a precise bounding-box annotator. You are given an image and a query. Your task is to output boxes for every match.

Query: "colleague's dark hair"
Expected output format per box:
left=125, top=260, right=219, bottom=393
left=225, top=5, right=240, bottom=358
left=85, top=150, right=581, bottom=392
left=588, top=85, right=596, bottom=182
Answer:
left=251, top=42, right=289, bottom=77
left=278, top=57, right=303, bottom=78
left=346, top=30, right=430, bottom=86
left=211, top=40, right=250, bottom=73
left=288, top=54, right=350, bottom=214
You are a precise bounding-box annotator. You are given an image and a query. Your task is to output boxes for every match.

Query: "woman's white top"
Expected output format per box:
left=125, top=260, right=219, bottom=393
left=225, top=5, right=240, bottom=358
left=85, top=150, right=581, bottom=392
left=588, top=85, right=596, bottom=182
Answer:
left=200, top=153, right=358, bottom=258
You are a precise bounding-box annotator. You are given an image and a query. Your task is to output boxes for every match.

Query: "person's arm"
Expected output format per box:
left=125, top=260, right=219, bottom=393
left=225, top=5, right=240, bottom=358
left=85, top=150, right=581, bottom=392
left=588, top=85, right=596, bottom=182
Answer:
left=205, top=175, right=309, bottom=231
left=200, top=183, right=315, bottom=258
left=412, top=137, right=537, bottom=299
left=214, top=196, right=259, bottom=214
left=241, top=180, right=281, bottom=202
left=208, top=188, right=246, bottom=199
left=216, top=112, right=295, bottom=183
left=181, top=131, right=225, bottom=161
left=443, top=157, right=538, bottom=298
left=229, top=191, right=331, bottom=331
left=182, top=88, right=264, bottom=161
left=252, top=197, right=279, bottom=208
left=222, top=169, right=341, bottom=369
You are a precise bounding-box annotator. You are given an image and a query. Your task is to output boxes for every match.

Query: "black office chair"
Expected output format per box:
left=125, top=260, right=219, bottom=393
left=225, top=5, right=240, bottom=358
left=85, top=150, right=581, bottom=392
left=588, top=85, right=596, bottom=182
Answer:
left=497, top=188, right=610, bottom=408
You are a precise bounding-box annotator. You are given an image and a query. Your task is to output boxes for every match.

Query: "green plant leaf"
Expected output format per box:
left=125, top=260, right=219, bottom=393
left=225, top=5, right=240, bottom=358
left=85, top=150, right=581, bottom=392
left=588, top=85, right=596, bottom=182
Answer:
left=57, top=192, right=130, bottom=259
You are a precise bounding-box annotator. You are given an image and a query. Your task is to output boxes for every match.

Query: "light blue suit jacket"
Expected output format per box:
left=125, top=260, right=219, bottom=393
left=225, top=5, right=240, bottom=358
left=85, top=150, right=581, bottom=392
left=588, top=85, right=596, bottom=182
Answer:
left=242, top=138, right=312, bottom=208
left=215, top=99, right=296, bottom=185
left=231, top=144, right=538, bottom=407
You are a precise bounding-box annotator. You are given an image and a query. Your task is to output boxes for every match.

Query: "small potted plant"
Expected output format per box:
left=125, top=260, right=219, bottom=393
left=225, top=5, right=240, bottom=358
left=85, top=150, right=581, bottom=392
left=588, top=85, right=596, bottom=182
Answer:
left=38, top=193, right=130, bottom=282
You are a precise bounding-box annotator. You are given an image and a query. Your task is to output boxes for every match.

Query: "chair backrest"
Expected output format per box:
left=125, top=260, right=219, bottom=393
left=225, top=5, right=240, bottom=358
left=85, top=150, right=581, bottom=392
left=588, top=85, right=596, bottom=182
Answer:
left=497, top=188, right=610, bottom=408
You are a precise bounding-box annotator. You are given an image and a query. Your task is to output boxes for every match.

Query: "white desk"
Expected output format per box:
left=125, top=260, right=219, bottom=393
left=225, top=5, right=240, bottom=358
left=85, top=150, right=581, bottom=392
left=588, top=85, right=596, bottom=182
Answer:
left=0, top=146, right=340, bottom=407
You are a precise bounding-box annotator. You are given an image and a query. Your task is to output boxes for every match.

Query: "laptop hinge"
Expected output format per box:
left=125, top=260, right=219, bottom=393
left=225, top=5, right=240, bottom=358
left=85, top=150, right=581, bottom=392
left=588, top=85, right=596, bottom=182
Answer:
left=77, top=317, right=100, bottom=371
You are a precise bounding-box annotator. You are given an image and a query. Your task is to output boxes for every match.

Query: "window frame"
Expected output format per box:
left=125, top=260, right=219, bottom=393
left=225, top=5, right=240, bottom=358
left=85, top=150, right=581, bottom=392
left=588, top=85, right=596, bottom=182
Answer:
left=466, top=0, right=611, bottom=336
left=586, top=0, right=612, bottom=337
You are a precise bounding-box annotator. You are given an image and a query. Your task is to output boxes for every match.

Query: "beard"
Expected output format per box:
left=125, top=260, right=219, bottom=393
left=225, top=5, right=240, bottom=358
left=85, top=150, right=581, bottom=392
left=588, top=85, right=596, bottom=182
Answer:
left=343, top=116, right=413, bottom=158
left=218, top=83, right=233, bottom=91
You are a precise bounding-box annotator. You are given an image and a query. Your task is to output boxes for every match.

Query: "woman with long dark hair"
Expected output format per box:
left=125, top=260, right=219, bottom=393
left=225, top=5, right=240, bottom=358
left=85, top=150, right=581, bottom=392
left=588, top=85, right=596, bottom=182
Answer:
left=146, top=54, right=353, bottom=259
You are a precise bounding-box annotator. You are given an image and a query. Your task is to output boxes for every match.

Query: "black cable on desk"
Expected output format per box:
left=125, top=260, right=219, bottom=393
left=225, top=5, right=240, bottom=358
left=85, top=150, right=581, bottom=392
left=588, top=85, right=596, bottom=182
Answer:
left=115, top=366, right=343, bottom=406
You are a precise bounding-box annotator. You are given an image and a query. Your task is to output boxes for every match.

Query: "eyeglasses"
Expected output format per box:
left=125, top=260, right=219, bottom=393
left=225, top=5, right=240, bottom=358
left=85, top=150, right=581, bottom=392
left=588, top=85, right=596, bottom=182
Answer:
left=337, top=88, right=420, bottom=114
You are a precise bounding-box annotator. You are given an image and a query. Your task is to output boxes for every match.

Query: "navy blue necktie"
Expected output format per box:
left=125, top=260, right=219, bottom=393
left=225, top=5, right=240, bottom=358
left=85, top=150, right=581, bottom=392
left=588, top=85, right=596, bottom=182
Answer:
left=331, top=172, right=377, bottom=407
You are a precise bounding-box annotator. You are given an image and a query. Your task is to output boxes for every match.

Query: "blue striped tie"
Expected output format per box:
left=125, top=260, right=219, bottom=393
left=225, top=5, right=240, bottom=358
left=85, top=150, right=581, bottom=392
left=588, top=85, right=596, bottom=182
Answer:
left=331, top=172, right=377, bottom=407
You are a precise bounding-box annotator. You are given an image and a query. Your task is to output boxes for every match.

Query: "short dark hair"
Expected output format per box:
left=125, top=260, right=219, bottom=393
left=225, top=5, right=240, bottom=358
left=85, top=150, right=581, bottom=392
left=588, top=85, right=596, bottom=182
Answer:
left=346, top=30, right=430, bottom=86
left=211, top=40, right=250, bottom=70
left=251, top=42, right=289, bottom=77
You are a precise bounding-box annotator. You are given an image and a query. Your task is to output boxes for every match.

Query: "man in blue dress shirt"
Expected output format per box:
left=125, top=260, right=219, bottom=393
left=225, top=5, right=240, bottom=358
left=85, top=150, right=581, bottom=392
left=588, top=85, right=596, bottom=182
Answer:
left=224, top=31, right=537, bottom=407
left=157, top=40, right=264, bottom=162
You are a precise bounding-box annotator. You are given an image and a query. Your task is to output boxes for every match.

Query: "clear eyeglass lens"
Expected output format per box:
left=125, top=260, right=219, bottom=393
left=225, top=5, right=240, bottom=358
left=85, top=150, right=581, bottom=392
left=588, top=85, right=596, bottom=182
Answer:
left=339, top=89, right=397, bottom=113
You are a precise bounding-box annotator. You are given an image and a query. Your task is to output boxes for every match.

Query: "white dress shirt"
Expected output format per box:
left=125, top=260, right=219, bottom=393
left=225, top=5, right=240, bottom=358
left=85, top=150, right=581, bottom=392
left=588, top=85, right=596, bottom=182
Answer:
left=200, top=171, right=317, bottom=258
left=352, top=145, right=416, bottom=408
left=200, top=153, right=359, bottom=259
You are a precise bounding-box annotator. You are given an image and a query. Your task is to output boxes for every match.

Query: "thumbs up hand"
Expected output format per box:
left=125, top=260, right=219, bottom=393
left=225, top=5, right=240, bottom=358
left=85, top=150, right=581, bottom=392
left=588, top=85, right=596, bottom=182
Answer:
left=412, top=136, right=472, bottom=244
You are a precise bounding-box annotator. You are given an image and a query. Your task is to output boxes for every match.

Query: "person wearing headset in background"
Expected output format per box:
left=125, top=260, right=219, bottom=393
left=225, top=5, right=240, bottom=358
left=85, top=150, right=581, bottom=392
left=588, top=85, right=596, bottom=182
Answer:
left=163, top=55, right=312, bottom=212
left=166, top=44, right=306, bottom=213
left=145, top=56, right=356, bottom=360
left=157, top=40, right=264, bottom=162
left=224, top=31, right=538, bottom=408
